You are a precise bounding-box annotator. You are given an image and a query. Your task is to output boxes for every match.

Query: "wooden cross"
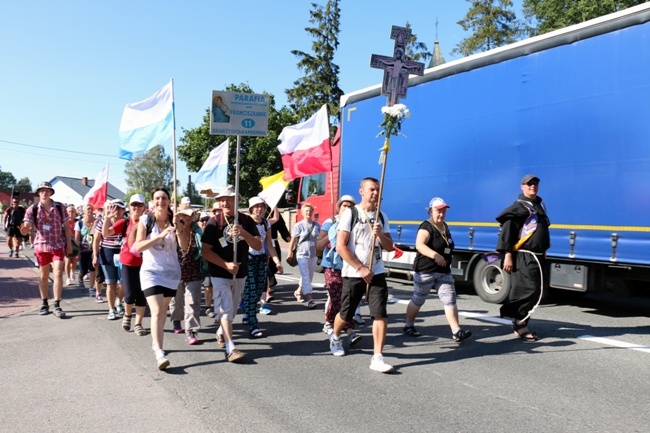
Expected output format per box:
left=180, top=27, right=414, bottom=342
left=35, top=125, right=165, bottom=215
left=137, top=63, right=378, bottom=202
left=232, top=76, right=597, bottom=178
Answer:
left=370, top=26, right=425, bottom=106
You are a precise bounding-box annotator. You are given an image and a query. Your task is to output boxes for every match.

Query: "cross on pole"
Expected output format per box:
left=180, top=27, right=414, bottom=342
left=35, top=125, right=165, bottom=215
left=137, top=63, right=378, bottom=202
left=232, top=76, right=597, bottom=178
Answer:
left=370, top=26, right=425, bottom=106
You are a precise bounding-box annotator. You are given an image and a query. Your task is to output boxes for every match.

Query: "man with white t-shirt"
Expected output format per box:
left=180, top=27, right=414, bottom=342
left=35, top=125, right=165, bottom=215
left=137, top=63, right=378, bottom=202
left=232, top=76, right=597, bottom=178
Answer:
left=328, top=177, right=395, bottom=373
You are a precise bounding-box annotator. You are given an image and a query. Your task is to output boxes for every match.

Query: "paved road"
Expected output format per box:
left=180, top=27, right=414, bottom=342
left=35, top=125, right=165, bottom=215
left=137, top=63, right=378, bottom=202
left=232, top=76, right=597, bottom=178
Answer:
left=1, top=231, right=649, bottom=432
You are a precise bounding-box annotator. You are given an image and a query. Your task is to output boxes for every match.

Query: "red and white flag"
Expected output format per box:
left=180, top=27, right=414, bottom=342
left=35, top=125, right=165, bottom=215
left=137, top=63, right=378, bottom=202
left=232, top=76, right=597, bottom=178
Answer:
left=277, top=104, right=332, bottom=182
left=84, top=164, right=109, bottom=210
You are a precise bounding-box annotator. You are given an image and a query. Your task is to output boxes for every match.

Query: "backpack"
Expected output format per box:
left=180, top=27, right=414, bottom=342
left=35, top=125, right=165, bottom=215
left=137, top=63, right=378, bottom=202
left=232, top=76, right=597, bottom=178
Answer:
left=324, top=220, right=343, bottom=268
left=31, top=201, right=64, bottom=227
left=144, top=212, right=174, bottom=237
left=349, top=205, right=385, bottom=230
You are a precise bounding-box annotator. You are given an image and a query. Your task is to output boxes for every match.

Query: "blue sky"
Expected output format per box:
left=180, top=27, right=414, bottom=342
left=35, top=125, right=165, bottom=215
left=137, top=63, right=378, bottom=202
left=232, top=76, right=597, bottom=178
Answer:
left=0, top=0, right=523, bottom=195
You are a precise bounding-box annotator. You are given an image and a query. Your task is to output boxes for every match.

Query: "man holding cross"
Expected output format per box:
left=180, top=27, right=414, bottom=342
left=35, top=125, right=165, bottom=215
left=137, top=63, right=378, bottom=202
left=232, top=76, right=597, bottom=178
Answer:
left=328, top=177, right=395, bottom=373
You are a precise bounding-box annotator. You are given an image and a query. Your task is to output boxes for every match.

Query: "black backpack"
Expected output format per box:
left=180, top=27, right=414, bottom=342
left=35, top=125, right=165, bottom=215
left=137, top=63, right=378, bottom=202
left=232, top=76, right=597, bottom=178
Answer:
left=31, top=202, right=64, bottom=228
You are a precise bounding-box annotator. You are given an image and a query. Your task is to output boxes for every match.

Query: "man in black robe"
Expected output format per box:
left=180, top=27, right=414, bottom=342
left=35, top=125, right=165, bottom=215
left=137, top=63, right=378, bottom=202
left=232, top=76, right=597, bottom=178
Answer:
left=496, top=174, right=550, bottom=340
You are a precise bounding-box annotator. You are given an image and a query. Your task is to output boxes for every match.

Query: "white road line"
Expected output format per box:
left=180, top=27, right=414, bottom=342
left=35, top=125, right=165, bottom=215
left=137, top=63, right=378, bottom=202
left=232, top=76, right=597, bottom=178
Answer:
left=459, top=312, right=512, bottom=325
left=578, top=335, right=650, bottom=354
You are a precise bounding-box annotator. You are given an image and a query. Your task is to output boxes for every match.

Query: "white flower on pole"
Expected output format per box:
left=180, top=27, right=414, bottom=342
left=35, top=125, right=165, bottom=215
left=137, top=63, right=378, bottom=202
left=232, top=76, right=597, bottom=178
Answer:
left=378, top=103, right=410, bottom=138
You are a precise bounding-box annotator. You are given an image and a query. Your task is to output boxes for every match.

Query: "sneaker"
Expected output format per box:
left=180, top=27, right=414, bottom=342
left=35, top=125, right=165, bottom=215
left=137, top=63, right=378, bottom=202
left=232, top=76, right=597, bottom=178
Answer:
left=54, top=307, right=66, bottom=318
left=205, top=306, right=213, bottom=317
left=323, top=323, right=333, bottom=334
left=403, top=325, right=422, bottom=337
left=95, top=294, right=104, bottom=303
left=452, top=329, right=472, bottom=342
left=156, top=351, right=170, bottom=370
left=39, top=305, right=49, bottom=316
left=116, top=302, right=125, bottom=317
left=14, top=252, right=19, bottom=258
left=8, top=251, right=13, bottom=258
left=226, top=348, right=245, bottom=363
left=78, top=279, right=85, bottom=288
left=173, top=320, right=183, bottom=334
left=88, top=288, right=95, bottom=297
left=107, top=309, right=117, bottom=320
left=329, top=334, right=345, bottom=356
left=259, top=304, right=272, bottom=315
left=65, top=278, right=72, bottom=286
left=207, top=309, right=216, bottom=318
left=369, top=355, right=394, bottom=373
left=353, top=314, right=365, bottom=325
left=349, top=332, right=362, bottom=346
left=187, top=331, right=199, bottom=345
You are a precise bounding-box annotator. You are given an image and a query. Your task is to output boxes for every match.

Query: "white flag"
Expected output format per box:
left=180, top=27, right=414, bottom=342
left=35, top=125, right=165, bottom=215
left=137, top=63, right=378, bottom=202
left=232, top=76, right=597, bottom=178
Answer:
left=195, top=139, right=229, bottom=195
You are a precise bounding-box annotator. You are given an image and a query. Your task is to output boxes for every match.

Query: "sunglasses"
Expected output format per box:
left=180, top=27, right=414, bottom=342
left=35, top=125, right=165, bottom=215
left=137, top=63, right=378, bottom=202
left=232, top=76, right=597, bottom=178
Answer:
left=131, top=203, right=145, bottom=207
left=525, top=181, right=539, bottom=186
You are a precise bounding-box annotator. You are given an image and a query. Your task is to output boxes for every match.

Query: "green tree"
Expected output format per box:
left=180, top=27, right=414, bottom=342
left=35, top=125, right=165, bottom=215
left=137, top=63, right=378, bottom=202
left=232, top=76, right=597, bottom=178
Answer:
left=14, top=177, right=32, bottom=193
left=286, top=0, right=343, bottom=123
left=178, top=83, right=299, bottom=202
left=403, top=22, right=432, bottom=62
left=124, top=145, right=174, bottom=199
left=522, top=0, right=647, bottom=35
left=453, top=0, right=523, bottom=56
left=0, top=168, right=17, bottom=191
left=181, top=179, right=203, bottom=204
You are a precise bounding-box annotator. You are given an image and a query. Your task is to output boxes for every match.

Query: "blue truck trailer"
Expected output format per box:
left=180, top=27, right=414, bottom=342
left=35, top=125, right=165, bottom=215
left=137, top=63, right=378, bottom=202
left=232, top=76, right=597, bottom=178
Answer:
left=330, top=4, right=650, bottom=302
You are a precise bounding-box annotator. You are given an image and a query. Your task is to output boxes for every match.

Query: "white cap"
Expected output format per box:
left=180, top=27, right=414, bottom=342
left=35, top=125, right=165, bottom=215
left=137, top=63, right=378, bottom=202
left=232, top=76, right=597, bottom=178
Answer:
left=181, top=196, right=191, bottom=204
left=129, top=194, right=146, bottom=205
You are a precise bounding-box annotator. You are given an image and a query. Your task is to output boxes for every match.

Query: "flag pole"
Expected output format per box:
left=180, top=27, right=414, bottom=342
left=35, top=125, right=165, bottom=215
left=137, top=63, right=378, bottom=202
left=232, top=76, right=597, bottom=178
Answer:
left=171, top=78, right=178, bottom=213
left=233, top=134, right=242, bottom=281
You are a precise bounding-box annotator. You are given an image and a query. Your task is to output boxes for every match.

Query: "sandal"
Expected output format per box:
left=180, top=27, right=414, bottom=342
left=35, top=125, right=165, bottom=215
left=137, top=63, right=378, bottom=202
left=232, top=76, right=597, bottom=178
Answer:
left=249, top=327, right=263, bottom=338
left=122, top=315, right=132, bottom=332
left=306, top=299, right=317, bottom=309
left=512, top=321, right=540, bottom=341
left=134, top=324, right=147, bottom=336
left=294, top=290, right=305, bottom=303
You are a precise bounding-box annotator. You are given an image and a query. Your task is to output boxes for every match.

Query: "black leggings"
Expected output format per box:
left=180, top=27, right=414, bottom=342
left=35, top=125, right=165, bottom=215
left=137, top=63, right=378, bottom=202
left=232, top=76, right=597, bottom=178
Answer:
left=122, top=264, right=146, bottom=307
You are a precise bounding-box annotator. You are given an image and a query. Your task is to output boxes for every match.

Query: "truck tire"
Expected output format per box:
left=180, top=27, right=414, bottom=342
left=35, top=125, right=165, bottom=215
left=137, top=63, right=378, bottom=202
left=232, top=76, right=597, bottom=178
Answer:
left=473, top=259, right=511, bottom=304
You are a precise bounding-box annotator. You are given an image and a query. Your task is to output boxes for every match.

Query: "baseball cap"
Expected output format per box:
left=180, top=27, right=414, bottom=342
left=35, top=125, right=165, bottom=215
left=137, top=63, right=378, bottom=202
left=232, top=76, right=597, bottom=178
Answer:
left=521, top=174, right=540, bottom=184
left=129, top=194, right=146, bottom=205
left=428, top=197, right=450, bottom=210
left=110, top=198, right=126, bottom=209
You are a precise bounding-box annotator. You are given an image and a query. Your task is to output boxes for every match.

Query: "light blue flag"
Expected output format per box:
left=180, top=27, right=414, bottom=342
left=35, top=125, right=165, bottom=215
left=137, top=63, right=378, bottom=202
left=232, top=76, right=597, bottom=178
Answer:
left=119, top=81, right=174, bottom=160
left=194, top=139, right=229, bottom=195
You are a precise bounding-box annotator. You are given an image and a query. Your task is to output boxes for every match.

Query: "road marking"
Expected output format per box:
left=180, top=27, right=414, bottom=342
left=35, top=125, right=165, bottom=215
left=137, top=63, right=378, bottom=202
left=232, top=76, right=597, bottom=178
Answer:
left=459, top=312, right=512, bottom=325
left=578, top=335, right=650, bottom=353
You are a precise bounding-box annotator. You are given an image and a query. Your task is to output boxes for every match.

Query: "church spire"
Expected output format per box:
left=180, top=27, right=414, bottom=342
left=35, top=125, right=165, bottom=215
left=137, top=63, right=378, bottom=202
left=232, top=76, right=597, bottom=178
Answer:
left=428, top=18, right=446, bottom=68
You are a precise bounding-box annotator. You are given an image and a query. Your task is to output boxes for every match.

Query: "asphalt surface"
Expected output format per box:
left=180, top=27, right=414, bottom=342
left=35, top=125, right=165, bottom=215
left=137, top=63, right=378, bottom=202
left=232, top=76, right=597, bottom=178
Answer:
left=1, top=229, right=650, bottom=433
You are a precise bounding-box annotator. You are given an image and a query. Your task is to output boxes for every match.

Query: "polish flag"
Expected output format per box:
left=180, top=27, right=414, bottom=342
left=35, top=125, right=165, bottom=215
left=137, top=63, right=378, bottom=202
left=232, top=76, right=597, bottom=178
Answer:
left=277, top=104, right=332, bottom=182
left=84, top=164, right=109, bottom=210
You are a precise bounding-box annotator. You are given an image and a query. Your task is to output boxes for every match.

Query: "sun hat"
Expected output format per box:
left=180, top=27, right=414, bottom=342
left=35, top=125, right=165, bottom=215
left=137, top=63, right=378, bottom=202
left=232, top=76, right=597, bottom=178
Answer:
left=248, top=196, right=266, bottom=210
left=35, top=181, right=55, bottom=195
left=336, top=194, right=356, bottom=209
left=199, top=211, right=210, bottom=221
left=427, top=197, right=450, bottom=211
left=214, top=185, right=241, bottom=200
left=180, top=196, right=191, bottom=204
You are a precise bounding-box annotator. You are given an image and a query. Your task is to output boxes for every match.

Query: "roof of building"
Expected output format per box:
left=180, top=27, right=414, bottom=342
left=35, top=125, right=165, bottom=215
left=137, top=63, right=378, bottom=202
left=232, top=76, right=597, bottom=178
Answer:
left=428, top=39, right=446, bottom=69
left=51, top=176, right=125, bottom=201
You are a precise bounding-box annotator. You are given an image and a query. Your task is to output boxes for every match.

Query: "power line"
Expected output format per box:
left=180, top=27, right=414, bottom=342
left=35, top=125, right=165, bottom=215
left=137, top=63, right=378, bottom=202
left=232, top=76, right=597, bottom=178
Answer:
left=0, top=138, right=123, bottom=158
left=0, top=145, right=125, bottom=166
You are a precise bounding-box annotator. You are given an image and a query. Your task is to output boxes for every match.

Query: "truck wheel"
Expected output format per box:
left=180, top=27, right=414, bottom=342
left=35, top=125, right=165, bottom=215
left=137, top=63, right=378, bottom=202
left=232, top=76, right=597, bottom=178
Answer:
left=473, top=259, right=510, bottom=304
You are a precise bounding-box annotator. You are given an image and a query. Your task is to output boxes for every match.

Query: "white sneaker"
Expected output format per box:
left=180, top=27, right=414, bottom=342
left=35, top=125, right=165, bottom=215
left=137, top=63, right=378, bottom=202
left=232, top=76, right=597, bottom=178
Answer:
left=369, top=355, right=394, bottom=373
left=156, top=351, right=170, bottom=370
left=329, top=334, right=345, bottom=356
left=322, top=323, right=333, bottom=334
left=353, top=314, right=365, bottom=325
left=65, top=278, right=72, bottom=286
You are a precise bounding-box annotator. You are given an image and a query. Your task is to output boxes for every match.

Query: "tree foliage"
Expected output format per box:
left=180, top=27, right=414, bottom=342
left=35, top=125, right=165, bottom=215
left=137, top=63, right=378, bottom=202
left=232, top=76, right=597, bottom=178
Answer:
left=14, top=177, right=32, bottom=193
left=124, top=145, right=174, bottom=199
left=453, top=0, right=522, bottom=56
left=522, top=0, right=647, bottom=35
left=286, top=0, right=343, bottom=123
left=178, top=83, right=300, bottom=202
left=403, top=22, right=432, bottom=62
left=0, top=168, right=17, bottom=191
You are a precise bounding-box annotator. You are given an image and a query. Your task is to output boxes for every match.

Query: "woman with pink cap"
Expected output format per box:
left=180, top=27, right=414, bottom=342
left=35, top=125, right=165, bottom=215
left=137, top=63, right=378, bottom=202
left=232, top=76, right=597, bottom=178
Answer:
left=403, top=197, right=472, bottom=342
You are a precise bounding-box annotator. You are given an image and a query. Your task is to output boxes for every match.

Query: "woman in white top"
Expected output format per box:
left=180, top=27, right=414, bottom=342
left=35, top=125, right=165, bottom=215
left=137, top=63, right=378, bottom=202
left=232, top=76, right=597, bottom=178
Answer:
left=135, top=187, right=182, bottom=370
